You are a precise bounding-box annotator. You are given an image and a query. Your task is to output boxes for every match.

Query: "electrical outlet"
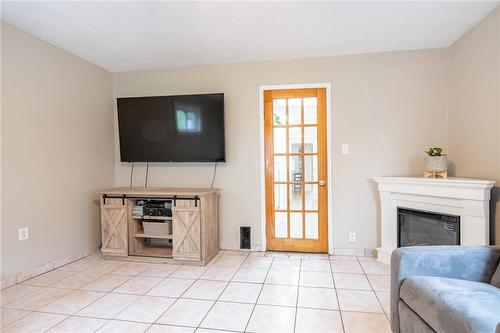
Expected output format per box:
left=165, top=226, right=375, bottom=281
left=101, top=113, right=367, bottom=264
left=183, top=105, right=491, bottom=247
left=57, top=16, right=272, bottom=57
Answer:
left=348, top=232, right=356, bottom=242
left=342, top=144, right=349, bottom=155
left=18, top=227, right=29, bottom=241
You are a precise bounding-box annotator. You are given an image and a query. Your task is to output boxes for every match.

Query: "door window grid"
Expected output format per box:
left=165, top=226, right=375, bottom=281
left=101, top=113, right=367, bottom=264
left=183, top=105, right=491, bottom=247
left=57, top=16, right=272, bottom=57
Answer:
left=272, top=96, right=319, bottom=239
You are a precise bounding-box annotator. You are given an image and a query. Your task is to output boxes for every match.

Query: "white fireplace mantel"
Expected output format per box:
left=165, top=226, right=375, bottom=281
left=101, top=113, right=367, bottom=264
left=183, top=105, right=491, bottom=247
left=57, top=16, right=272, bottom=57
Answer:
left=373, top=177, right=495, bottom=264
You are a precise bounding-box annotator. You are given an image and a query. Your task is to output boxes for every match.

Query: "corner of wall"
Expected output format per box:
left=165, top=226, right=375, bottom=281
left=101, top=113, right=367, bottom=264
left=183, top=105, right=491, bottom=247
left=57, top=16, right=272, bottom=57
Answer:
left=445, top=46, right=451, bottom=163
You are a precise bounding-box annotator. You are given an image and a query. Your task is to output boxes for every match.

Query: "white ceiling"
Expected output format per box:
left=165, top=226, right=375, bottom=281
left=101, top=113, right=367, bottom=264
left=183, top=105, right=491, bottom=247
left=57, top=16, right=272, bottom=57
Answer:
left=1, top=1, right=498, bottom=72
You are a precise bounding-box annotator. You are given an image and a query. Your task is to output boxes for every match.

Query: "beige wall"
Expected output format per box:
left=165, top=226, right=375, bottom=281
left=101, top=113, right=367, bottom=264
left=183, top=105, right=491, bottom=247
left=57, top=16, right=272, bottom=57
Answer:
left=113, top=48, right=449, bottom=251
left=448, top=7, right=500, bottom=244
left=3, top=5, right=494, bottom=270
left=1, top=23, right=115, bottom=279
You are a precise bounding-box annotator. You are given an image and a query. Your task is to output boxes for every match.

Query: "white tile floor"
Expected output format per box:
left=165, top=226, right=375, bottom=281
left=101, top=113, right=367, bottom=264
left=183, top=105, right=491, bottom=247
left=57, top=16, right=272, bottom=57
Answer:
left=0, top=251, right=391, bottom=333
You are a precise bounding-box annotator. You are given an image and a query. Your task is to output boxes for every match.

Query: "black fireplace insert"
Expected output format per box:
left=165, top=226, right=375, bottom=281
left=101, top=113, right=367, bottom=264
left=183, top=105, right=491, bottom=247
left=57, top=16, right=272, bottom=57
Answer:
left=397, top=208, right=460, bottom=247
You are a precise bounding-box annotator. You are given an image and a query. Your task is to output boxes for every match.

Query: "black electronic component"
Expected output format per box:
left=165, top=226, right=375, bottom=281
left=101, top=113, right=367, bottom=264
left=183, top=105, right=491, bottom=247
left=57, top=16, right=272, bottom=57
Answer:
left=240, top=226, right=251, bottom=249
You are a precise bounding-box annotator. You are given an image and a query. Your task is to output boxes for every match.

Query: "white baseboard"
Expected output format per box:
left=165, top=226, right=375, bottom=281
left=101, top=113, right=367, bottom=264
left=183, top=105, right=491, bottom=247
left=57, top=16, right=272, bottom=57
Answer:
left=219, top=243, right=263, bottom=252
left=376, top=247, right=392, bottom=264
left=1, top=246, right=99, bottom=289
left=220, top=243, right=377, bottom=258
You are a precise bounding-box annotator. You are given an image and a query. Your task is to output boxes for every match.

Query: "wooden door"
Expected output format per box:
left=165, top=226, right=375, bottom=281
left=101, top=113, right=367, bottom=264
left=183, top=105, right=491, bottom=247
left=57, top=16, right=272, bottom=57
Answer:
left=100, top=198, right=128, bottom=256
left=172, top=202, right=201, bottom=261
left=264, top=88, right=328, bottom=252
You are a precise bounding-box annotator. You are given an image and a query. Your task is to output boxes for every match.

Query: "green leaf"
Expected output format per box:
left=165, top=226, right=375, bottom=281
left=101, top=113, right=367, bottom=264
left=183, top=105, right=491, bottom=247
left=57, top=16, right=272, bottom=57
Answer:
left=433, top=147, right=442, bottom=156
left=274, top=115, right=282, bottom=125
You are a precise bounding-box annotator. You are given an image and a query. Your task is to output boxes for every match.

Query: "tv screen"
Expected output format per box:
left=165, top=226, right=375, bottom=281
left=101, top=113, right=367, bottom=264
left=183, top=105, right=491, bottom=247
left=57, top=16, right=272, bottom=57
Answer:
left=117, top=93, right=225, bottom=162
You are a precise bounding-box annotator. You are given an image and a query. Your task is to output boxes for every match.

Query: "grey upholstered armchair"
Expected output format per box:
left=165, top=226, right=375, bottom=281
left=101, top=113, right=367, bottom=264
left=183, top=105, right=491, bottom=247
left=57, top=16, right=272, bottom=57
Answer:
left=391, top=246, right=500, bottom=333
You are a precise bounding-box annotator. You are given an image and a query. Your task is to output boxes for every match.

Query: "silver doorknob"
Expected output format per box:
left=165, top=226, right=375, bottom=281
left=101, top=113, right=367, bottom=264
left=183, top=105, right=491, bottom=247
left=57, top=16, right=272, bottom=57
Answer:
left=319, top=180, right=327, bottom=186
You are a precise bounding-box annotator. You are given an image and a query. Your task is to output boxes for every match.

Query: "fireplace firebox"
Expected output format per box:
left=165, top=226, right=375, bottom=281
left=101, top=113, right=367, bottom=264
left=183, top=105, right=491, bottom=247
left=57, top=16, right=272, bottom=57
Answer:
left=397, top=208, right=460, bottom=247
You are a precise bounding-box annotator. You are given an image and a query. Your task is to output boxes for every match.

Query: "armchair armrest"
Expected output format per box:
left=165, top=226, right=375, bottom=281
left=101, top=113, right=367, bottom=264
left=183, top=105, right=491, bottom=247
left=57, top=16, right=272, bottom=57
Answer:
left=390, top=246, right=500, bottom=333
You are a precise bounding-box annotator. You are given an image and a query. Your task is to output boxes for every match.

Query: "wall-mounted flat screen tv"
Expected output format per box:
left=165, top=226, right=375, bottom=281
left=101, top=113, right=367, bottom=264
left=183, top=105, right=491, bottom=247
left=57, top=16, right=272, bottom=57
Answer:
left=117, top=93, right=225, bottom=162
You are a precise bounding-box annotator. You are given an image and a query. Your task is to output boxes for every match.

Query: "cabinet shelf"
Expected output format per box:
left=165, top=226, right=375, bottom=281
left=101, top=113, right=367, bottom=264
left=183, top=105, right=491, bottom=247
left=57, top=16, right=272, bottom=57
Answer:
left=131, top=247, right=172, bottom=258
left=134, top=233, right=173, bottom=240
left=132, top=215, right=172, bottom=221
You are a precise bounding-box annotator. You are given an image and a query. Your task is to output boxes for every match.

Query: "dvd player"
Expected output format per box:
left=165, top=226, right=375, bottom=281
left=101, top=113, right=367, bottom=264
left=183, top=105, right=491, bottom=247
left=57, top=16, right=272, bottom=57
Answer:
left=136, top=200, right=172, bottom=217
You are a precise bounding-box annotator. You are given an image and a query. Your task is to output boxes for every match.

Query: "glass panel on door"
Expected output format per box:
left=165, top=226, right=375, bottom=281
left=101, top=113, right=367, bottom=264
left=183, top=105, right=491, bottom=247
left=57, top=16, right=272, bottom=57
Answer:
left=304, top=98, right=317, bottom=124
left=289, top=184, right=302, bottom=210
left=305, top=213, right=319, bottom=239
left=289, top=127, right=302, bottom=153
left=289, top=156, right=302, bottom=182
left=274, top=156, right=287, bottom=182
left=288, top=98, right=301, bottom=124
left=275, top=212, right=288, bottom=238
left=274, top=184, right=287, bottom=210
left=265, top=88, right=327, bottom=252
left=304, top=127, right=317, bottom=153
left=304, top=155, right=318, bottom=181
left=273, top=99, right=287, bottom=125
left=305, top=184, right=318, bottom=211
left=290, top=212, right=303, bottom=238
left=274, top=128, right=286, bottom=153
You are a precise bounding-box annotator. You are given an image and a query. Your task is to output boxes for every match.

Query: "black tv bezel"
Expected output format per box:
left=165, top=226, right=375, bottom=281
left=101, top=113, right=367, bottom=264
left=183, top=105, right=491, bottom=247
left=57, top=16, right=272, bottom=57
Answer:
left=117, top=93, right=226, bottom=163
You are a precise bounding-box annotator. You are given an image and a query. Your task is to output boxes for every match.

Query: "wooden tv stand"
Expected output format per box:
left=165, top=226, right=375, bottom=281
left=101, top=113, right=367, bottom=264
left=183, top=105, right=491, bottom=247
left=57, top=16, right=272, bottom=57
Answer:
left=97, top=187, right=219, bottom=265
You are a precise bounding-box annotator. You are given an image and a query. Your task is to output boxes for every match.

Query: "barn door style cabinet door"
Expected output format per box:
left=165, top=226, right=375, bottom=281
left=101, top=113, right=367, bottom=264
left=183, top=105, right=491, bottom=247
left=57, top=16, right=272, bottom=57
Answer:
left=100, top=198, right=128, bottom=256
left=172, top=203, right=202, bottom=261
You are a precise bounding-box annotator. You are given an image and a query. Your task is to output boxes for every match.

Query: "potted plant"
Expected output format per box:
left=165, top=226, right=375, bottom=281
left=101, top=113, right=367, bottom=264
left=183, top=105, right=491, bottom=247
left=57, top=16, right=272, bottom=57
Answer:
left=425, top=147, right=448, bottom=173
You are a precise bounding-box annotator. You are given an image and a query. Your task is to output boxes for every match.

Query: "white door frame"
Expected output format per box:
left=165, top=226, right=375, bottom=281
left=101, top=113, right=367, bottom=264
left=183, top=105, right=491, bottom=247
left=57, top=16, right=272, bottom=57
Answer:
left=259, top=83, right=334, bottom=254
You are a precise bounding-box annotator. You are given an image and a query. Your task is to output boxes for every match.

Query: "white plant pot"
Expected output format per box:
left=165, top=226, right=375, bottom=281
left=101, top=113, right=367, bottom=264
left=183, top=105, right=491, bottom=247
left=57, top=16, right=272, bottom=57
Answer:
left=425, top=155, right=448, bottom=172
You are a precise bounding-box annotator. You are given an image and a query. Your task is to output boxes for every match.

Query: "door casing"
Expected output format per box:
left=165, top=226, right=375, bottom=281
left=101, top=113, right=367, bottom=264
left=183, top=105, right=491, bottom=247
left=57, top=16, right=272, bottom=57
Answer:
left=259, top=83, right=333, bottom=254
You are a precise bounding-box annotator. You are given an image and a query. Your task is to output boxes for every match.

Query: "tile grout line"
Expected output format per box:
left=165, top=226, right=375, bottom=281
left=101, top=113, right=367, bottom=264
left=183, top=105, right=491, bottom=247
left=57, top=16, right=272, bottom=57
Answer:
left=0, top=256, right=190, bottom=331
left=64, top=273, right=141, bottom=320
left=1, top=290, right=69, bottom=331
left=110, top=261, right=208, bottom=329
left=359, top=258, right=391, bottom=327
left=2, top=270, right=387, bottom=305
left=44, top=314, right=110, bottom=333
left=0, top=311, right=67, bottom=333
left=25, top=305, right=391, bottom=323
left=41, top=262, right=179, bottom=330
left=2, top=288, right=76, bottom=313
left=120, top=254, right=215, bottom=328
left=292, top=257, right=302, bottom=333
left=0, top=309, right=32, bottom=330
left=1, top=285, right=46, bottom=304
left=193, top=252, right=250, bottom=332
left=106, top=279, right=168, bottom=324
left=17, top=270, right=79, bottom=289
left=148, top=268, right=203, bottom=326
left=7, top=276, right=383, bottom=297
left=6, top=255, right=178, bottom=290
left=330, top=255, right=346, bottom=333
left=113, top=274, right=165, bottom=296
left=67, top=264, right=137, bottom=292
left=1, top=287, right=56, bottom=308
left=6, top=261, right=258, bottom=328
left=39, top=313, right=69, bottom=333
left=242, top=255, right=274, bottom=333
left=360, top=258, right=391, bottom=323
left=49, top=269, right=108, bottom=290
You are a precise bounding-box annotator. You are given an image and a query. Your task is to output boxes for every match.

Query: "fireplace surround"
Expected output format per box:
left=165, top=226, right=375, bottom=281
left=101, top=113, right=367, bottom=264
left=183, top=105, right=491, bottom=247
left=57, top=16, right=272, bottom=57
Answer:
left=373, top=177, right=495, bottom=264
